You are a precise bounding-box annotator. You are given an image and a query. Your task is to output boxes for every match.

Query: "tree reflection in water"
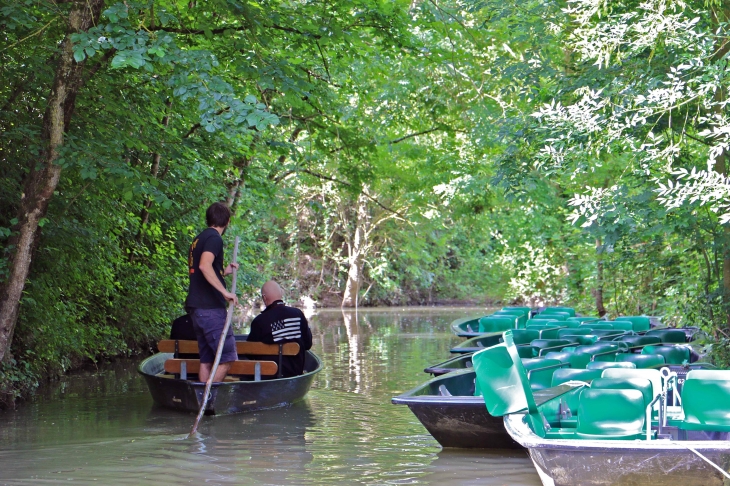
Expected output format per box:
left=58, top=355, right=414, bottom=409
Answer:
left=0, top=307, right=540, bottom=485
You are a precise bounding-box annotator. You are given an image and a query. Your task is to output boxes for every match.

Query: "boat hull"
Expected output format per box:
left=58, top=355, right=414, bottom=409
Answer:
left=504, top=414, right=730, bottom=486
left=138, top=351, right=322, bottom=415
left=396, top=396, right=519, bottom=448
left=393, top=369, right=570, bottom=449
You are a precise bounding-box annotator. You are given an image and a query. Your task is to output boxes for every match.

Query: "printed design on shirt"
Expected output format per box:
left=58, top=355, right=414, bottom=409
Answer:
left=271, top=317, right=302, bottom=342
left=188, top=238, right=199, bottom=274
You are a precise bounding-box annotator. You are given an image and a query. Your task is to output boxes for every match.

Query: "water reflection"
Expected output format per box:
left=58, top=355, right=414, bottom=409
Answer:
left=0, top=307, right=540, bottom=485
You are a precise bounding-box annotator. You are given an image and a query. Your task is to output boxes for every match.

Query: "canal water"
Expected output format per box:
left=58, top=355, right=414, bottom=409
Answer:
left=0, top=308, right=541, bottom=485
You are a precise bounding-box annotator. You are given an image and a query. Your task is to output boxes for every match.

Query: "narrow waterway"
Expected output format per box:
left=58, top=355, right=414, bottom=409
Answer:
left=0, top=308, right=541, bottom=485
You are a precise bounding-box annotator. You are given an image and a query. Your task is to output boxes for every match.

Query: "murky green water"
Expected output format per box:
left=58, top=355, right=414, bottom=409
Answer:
left=0, top=308, right=541, bottom=485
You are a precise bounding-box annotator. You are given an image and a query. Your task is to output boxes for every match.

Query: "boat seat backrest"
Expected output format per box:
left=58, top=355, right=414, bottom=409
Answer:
left=680, top=371, right=730, bottom=431
left=543, top=351, right=573, bottom=364
left=590, top=377, right=653, bottom=408
left=581, top=322, right=614, bottom=330
left=608, top=320, right=635, bottom=331
left=686, top=370, right=730, bottom=380
left=163, top=358, right=278, bottom=377
left=617, top=335, right=661, bottom=348
left=536, top=312, right=569, bottom=321
left=526, top=319, right=560, bottom=327
left=576, top=389, right=646, bottom=439
left=586, top=361, right=636, bottom=370
left=478, top=317, right=515, bottom=333
left=551, top=368, right=602, bottom=387
left=556, top=343, right=617, bottom=369
left=158, top=340, right=300, bottom=356
left=523, top=358, right=565, bottom=391
left=641, top=345, right=691, bottom=365
left=575, top=343, right=619, bottom=355
left=557, top=328, right=592, bottom=338
left=536, top=328, right=565, bottom=339
left=619, top=316, right=652, bottom=332
left=590, top=330, right=626, bottom=338
left=540, top=307, right=576, bottom=316
left=511, top=329, right=541, bottom=345
left=566, top=317, right=599, bottom=324
left=645, top=329, right=687, bottom=344
left=601, top=368, right=662, bottom=400
left=615, top=353, right=665, bottom=369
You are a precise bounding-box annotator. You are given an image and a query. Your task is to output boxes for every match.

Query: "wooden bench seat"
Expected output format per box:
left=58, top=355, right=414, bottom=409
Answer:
left=158, top=340, right=300, bottom=379
left=164, top=359, right=278, bottom=381
left=158, top=340, right=299, bottom=356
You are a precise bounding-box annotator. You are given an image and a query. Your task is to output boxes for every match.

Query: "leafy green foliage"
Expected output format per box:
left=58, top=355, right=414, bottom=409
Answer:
left=3, top=0, right=730, bottom=403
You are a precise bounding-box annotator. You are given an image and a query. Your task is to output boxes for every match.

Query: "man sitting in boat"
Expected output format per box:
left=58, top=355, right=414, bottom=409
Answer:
left=185, top=202, right=239, bottom=382
left=247, top=281, right=312, bottom=378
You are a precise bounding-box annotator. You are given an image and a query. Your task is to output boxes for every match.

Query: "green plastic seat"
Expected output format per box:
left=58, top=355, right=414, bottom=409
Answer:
left=557, top=328, right=592, bottom=338
left=541, top=307, right=576, bottom=317
left=615, top=353, right=665, bottom=368
left=576, top=389, right=646, bottom=440
left=590, top=377, right=653, bottom=408
left=536, top=327, right=566, bottom=339
left=536, top=312, right=569, bottom=321
left=646, top=329, right=687, bottom=344
left=581, top=322, right=614, bottom=330
left=568, top=343, right=620, bottom=369
left=680, top=370, right=730, bottom=431
left=618, top=316, right=652, bottom=332
left=493, top=311, right=527, bottom=327
left=528, top=339, right=575, bottom=357
left=478, top=317, right=515, bottom=333
left=641, top=345, right=691, bottom=365
left=586, top=361, right=636, bottom=370
left=526, top=319, right=561, bottom=327
left=686, top=370, right=730, bottom=380
left=601, top=368, right=662, bottom=404
left=543, top=351, right=574, bottom=365
left=616, top=335, right=661, bottom=348
left=516, top=346, right=536, bottom=358
left=566, top=316, right=599, bottom=325
left=502, top=306, right=531, bottom=315
left=510, top=329, right=540, bottom=345
left=551, top=368, right=602, bottom=386
left=523, top=358, right=565, bottom=391
left=571, top=335, right=600, bottom=345
left=608, top=320, right=635, bottom=331
left=591, top=329, right=626, bottom=338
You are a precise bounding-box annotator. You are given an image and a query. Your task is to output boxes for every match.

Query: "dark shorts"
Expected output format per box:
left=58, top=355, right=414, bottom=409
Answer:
left=189, top=308, right=238, bottom=364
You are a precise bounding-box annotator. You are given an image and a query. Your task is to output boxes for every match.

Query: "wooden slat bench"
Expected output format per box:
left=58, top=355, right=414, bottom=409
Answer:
left=163, top=358, right=278, bottom=381
left=157, top=340, right=300, bottom=379
left=158, top=340, right=299, bottom=356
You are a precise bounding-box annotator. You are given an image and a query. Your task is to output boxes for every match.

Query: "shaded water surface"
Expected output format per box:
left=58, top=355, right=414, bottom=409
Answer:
left=0, top=308, right=541, bottom=485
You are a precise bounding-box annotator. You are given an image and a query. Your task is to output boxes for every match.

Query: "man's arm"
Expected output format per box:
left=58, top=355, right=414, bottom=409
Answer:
left=301, top=313, right=313, bottom=350
left=199, top=251, right=238, bottom=305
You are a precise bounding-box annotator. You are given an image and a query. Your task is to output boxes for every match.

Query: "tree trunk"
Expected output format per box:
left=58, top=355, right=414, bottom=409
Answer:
left=0, top=0, right=104, bottom=363
left=594, top=238, right=607, bottom=317
left=341, top=191, right=369, bottom=308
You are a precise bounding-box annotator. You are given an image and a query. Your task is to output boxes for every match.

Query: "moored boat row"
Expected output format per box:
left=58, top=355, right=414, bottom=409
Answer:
left=393, top=307, right=709, bottom=458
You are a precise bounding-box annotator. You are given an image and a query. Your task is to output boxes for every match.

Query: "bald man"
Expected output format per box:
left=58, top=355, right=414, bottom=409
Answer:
left=246, top=281, right=312, bottom=378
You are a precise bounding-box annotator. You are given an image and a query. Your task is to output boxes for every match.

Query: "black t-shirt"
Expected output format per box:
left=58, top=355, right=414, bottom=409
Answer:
left=185, top=228, right=227, bottom=309
left=247, top=301, right=313, bottom=378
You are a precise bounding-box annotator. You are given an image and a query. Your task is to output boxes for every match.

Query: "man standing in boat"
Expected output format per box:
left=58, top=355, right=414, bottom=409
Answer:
left=186, top=202, right=239, bottom=382
left=247, top=281, right=312, bottom=377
